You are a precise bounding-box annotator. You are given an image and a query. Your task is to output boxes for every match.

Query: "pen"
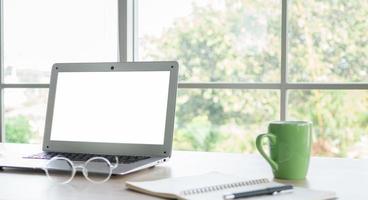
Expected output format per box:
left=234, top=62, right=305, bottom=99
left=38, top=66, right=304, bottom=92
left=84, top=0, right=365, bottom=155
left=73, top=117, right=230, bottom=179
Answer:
left=223, top=185, right=294, bottom=199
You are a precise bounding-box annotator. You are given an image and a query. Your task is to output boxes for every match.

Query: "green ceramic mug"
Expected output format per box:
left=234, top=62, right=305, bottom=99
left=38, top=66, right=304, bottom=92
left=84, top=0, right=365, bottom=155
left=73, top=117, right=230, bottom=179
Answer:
left=256, top=121, right=312, bottom=180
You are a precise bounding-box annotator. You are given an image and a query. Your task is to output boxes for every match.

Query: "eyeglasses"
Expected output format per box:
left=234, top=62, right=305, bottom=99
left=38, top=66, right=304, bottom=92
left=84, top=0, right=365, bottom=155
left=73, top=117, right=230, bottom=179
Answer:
left=42, top=156, right=119, bottom=184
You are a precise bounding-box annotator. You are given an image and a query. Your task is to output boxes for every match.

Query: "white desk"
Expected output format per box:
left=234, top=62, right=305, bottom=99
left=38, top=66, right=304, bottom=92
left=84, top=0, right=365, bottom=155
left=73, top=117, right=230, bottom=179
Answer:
left=0, top=143, right=367, bottom=199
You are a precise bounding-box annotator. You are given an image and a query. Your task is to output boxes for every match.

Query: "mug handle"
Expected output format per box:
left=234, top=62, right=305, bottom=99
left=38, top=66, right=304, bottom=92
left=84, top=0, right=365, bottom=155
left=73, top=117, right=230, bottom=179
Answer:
left=256, top=133, right=278, bottom=171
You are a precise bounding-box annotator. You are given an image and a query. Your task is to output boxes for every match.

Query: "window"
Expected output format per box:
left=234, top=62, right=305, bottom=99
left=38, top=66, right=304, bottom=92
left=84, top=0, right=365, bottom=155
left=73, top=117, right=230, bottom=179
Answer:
left=4, top=0, right=118, bottom=83
left=136, top=0, right=368, bottom=157
left=288, top=0, right=368, bottom=83
left=1, top=0, right=367, bottom=158
left=4, top=89, right=48, bottom=143
left=1, top=0, right=118, bottom=143
left=137, top=0, right=281, bottom=82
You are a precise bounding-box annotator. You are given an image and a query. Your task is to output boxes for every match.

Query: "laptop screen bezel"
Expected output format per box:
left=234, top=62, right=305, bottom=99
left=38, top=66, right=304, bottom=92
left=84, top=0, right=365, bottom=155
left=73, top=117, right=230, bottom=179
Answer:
left=42, top=61, right=178, bottom=157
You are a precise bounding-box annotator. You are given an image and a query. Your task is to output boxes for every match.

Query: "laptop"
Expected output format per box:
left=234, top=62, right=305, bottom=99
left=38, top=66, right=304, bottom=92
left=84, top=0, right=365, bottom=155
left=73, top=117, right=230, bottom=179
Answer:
left=0, top=61, right=178, bottom=175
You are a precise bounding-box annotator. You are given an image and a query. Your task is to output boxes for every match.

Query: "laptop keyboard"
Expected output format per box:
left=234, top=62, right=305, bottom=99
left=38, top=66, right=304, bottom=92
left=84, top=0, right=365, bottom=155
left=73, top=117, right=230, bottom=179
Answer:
left=24, top=152, right=151, bottom=164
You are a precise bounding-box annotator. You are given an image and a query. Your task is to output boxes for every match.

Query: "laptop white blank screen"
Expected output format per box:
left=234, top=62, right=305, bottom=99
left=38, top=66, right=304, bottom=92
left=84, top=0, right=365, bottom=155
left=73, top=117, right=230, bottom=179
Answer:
left=50, top=71, right=170, bottom=145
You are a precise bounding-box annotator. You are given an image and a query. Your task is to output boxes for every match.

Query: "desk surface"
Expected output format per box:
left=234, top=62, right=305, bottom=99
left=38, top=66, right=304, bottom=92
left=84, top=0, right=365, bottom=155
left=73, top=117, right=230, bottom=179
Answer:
left=0, top=143, right=367, bottom=200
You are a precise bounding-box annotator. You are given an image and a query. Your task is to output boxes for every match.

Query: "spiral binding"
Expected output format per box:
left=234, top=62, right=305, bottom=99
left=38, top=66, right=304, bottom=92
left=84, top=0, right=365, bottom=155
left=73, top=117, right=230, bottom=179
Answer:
left=180, top=178, right=270, bottom=196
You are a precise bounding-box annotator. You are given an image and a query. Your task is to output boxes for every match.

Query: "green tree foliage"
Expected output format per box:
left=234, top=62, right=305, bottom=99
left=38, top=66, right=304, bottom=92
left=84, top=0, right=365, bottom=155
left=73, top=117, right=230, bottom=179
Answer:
left=289, top=90, right=368, bottom=157
left=289, top=0, right=368, bottom=82
left=288, top=0, right=368, bottom=157
left=143, top=0, right=280, bottom=152
left=142, top=0, right=367, bottom=157
left=5, top=116, right=32, bottom=143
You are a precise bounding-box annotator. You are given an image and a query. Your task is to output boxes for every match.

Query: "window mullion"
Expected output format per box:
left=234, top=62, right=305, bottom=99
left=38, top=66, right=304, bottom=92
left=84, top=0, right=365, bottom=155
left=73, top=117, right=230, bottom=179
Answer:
left=280, top=0, right=288, bottom=121
left=118, top=0, right=134, bottom=62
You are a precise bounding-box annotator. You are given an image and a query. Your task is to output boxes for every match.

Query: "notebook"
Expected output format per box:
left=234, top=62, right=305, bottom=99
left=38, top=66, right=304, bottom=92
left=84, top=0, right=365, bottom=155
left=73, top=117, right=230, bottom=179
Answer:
left=126, top=172, right=336, bottom=200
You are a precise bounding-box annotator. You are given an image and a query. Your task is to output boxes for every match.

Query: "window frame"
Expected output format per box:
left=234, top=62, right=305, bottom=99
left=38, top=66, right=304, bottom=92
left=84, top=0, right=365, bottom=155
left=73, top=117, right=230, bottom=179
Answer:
left=0, top=0, right=367, bottom=142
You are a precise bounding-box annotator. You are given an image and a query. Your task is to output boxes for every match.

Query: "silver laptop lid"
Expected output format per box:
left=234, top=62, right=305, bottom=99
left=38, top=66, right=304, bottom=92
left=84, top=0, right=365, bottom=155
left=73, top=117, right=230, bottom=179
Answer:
left=43, top=62, right=178, bottom=157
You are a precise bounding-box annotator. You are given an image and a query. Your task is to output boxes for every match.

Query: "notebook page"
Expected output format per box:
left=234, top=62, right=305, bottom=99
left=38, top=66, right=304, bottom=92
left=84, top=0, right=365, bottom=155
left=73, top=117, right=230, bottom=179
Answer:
left=126, top=172, right=279, bottom=198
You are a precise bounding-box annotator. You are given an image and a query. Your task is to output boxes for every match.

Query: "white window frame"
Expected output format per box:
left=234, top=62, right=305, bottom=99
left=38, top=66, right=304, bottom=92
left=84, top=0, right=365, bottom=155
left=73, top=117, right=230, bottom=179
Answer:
left=0, top=0, right=367, bottom=142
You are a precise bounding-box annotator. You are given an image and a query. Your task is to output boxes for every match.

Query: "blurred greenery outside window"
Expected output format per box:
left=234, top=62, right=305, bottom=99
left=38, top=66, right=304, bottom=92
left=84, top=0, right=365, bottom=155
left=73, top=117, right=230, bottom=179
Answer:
left=5, top=116, right=33, bottom=143
left=138, top=0, right=368, bottom=158
left=3, top=0, right=368, bottom=158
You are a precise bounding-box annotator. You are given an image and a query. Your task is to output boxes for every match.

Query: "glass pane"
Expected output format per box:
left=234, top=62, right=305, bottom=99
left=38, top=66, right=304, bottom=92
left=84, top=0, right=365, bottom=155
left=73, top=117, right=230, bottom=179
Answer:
left=4, top=89, right=48, bottom=144
left=138, top=0, right=281, bottom=82
left=288, top=90, right=368, bottom=158
left=288, top=0, right=368, bottom=82
left=4, top=0, right=118, bottom=83
left=174, top=89, right=279, bottom=153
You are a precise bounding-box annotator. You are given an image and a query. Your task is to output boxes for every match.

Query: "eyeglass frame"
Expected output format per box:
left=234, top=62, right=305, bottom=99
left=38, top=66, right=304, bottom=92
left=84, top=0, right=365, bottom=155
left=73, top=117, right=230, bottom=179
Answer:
left=42, top=155, right=119, bottom=184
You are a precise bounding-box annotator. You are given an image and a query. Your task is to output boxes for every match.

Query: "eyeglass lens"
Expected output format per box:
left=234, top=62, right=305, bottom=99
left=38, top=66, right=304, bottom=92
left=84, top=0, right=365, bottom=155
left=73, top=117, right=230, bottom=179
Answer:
left=45, top=157, right=74, bottom=184
left=84, top=157, right=112, bottom=183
